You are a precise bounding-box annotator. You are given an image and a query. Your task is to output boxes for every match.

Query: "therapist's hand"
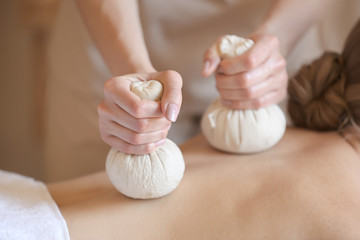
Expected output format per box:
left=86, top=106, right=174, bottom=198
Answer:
left=98, top=70, right=182, bottom=154
left=201, top=33, right=288, bottom=109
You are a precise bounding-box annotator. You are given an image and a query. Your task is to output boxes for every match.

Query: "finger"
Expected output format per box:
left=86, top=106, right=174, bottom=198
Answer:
left=217, top=69, right=288, bottom=101
left=104, top=76, right=163, bottom=119
left=154, top=70, right=183, bottom=122
left=98, top=99, right=171, bottom=133
left=105, top=120, right=170, bottom=145
left=104, top=135, right=167, bottom=155
left=218, top=34, right=279, bottom=75
left=202, top=38, right=222, bottom=77
left=221, top=87, right=288, bottom=110
left=98, top=107, right=169, bottom=154
left=216, top=53, right=286, bottom=89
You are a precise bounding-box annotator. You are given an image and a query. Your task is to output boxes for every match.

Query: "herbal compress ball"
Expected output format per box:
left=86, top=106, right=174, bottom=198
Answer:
left=106, top=80, right=185, bottom=199
left=201, top=35, right=286, bottom=153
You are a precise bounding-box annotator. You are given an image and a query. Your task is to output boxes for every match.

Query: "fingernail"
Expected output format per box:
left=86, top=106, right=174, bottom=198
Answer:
left=166, top=103, right=179, bottom=122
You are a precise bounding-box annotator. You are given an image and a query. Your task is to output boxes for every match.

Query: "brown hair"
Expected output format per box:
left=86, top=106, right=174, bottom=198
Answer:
left=288, top=19, right=360, bottom=133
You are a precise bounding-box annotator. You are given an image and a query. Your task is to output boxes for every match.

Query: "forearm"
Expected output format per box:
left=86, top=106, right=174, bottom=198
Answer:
left=252, top=0, right=336, bottom=56
left=75, top=0, right=154, bottom=75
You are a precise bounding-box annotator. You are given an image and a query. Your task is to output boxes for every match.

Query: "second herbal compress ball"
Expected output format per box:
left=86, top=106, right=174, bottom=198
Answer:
left=201, top=35, right=286, bottom=154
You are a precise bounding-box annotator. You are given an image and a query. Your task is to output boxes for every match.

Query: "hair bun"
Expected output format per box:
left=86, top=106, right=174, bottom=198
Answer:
left=343, top=19, right=360, bottom=126
left=288, top=52, right=348, bottom=131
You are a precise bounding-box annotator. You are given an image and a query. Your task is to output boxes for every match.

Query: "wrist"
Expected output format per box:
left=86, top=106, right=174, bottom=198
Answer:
left=250, top=24, right=290, bottom=57
left=131, top=63, right=156, bottom=74
left=111, top=59, right=156, bottom=76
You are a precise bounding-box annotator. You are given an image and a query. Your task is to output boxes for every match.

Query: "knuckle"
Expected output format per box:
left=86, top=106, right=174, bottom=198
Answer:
left=160, top=128, right=169, bottom=139
left=163, top=120, right=171, bottom=129
left=279, top=88, right=288, bottom=100
left=230, top=101, right=242, bottom=110
left=97, top=102, right=107, bottom=115
left=253, top=98, right=265, bottom=109
left=163, top=70, right=181, bottom=82
left=160, top=70, right=183, bottom=95
left=129, top=133, right=143, bottom=145
left=143, top=144, right=155, bottom=154
left=277, top=56, right=287, bottom=69
left=101, top=134, right=113, bottom=146
left=161, top=131, right=168, bottom=140
left=273, top=71, right=288, bottom=88
left=243, top=87, right=256, bottom=99
left=132, top=103, right=146, bottom=118
left=237, top=73, right=251, bottom=88
left=133, top=118, right=149, bottom=133
left=268, top=34, right=279, bottom=47
left=103, top=78, right=116, bottom=95
left=220, top=95, right=230, bottom=102
left=121, top=144, right=133, bottom=154
left=219, top=91, right=228, bottom=100
left=99, top=132, right=108, bottom=142
left=220, top=61, right=233, bottom=74
left=244, top=54, right=257, bottom=69
left=98, top=120, right=106, bottom=131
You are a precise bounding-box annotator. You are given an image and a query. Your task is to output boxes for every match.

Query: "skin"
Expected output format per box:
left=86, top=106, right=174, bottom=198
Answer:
left=75, top=0, right=180, bottom=154
left=74, top=0, right=335, bottom=154
left=48, top=127, right=360, bottom=239
left=202, top=33, right=288, bottom=109
left=202, top=0, right=336, bottom=109
left=97, top=71, right=182, bottom=154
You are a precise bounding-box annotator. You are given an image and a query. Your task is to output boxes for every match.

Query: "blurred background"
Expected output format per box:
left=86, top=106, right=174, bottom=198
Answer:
left=0, top=0, right=60, bottom=181
left=0, top=0, right=359, bottom=182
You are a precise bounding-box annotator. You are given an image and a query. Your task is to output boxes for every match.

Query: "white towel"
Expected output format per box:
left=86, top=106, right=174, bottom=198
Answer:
left=0, top=170, right=70, bottom=240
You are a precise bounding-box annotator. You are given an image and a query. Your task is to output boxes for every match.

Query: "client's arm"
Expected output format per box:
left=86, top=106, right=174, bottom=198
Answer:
left=48, top=128, right=360, bottom=240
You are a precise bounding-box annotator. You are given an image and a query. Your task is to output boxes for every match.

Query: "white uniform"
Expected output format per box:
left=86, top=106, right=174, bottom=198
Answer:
left=45, top=0, right=358, bottom=181
left=139, top=0, right=274, bottom=144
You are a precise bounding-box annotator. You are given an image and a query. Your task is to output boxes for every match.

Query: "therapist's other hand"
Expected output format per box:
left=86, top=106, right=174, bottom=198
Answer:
left=98, top=70, right=182, bottom=154
left=202, top=33, right=288, bottom=109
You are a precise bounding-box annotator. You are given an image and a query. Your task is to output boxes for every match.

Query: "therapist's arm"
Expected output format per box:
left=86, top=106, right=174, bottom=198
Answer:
left=74, top=0, right=182, bottom=154
left=202, top=0, right=336, bottom=109
left=74, top=0, right=153, bottom=75
left=252, top=0, right=336, bottom=56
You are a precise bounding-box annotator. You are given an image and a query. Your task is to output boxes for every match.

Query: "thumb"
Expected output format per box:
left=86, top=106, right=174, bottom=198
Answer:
left=202, top=39, right=222, bottom=77
left=157, top=70, right=183, bottom=122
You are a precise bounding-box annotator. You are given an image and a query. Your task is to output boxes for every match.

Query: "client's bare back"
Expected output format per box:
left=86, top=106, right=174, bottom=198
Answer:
left=50, top=128, right=360, bottom=239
